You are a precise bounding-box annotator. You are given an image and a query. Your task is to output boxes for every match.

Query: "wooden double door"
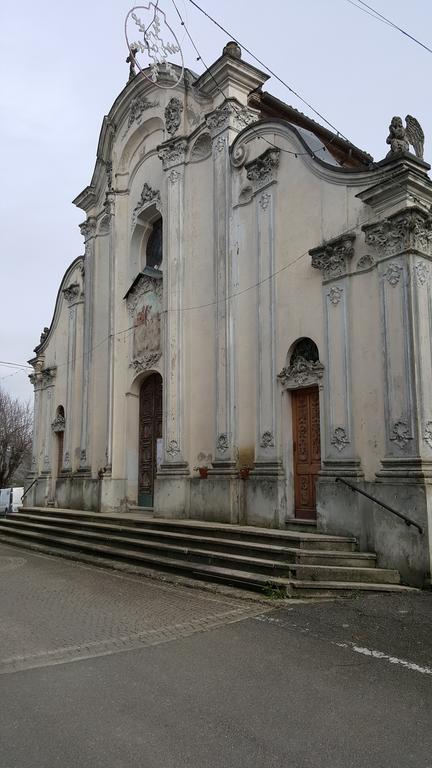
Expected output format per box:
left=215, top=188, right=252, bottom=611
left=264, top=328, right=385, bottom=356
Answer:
left=138, top=373, right=163, bottom=507
left=292, top=386, right=321, bottom=519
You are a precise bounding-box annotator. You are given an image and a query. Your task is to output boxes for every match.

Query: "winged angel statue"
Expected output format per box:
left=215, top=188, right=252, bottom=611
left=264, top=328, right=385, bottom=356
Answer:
left=386, top=115, right=425, bottom=159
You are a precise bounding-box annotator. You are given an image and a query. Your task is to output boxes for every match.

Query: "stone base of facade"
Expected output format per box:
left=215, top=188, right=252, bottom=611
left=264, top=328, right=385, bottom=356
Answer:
left=316, top=477, right=431, bottom=587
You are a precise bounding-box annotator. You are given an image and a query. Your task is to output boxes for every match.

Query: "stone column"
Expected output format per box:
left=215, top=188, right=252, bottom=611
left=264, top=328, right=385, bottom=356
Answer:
left=363, top=207, right=432, bottom=478
left=78, top=218, right=96, bottom=473
left=157, top=139, right=189, bottom=476
left=310, top=234, right=363, bottom=477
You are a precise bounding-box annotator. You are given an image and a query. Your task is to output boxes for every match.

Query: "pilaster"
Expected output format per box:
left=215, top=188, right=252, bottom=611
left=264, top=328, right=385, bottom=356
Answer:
left=310, top=234, right=363, bottom=477
left=206, top=112, right=237, bottom=473
left=247, top=149, right=282, bottom=476
left=363, top=206, right=432, bottom=478
left=78, top=219, right=96, bottom=474
left=157, top=138, right=188, bottom=475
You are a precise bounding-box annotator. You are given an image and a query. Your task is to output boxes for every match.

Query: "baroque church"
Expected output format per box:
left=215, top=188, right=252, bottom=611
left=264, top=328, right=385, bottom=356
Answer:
left=26, top=41, right=432, bottom=586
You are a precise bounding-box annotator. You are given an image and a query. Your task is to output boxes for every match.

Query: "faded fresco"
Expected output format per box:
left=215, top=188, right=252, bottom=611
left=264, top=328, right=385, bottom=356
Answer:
left=126, top=273, right=163, bottom=372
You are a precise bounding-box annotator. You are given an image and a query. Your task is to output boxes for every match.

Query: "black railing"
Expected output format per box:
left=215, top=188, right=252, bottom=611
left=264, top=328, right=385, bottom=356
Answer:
left=21, top=477, right=38, bottom=501
left=335, top=477, right=423, bottom=534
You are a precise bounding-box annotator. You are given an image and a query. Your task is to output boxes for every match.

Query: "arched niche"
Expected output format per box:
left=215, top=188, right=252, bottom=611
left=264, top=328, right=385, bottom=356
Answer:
left=190, top=132, right=212, bottom=162
left=278, top=337, right=324, bottom=390
left=118, top=117, right=165, bottom=180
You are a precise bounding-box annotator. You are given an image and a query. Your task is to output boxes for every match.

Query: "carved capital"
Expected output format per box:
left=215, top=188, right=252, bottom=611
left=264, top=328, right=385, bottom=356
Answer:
left=363, top=207, right=432, bottom=258
left=158, top=138, right=188, bottom=169
left=310, top=234, right=356, bottom=279
left=205, top=99, right=257, bottom=137
left=245, top=148, right=280, bottom=186
left=79, top=217, right=97, bottom=242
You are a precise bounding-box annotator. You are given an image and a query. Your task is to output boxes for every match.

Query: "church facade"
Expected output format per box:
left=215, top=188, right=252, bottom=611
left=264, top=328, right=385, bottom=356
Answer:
left=27, top=43, right=432, bottom=585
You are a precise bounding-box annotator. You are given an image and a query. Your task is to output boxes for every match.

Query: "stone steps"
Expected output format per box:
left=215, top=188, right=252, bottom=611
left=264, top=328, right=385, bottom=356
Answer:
left=9, top=512, right=369, bottom=563
left=0, top=508, right=413, bottom=597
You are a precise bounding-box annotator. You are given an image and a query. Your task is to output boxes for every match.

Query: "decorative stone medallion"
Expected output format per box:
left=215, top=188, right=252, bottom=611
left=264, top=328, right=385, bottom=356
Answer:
left=331, top=427, right=350, bottom=452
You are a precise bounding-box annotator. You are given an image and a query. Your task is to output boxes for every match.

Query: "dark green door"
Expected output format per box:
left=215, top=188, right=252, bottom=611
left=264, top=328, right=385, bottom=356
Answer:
left=138, top=373, right=163, bottom=507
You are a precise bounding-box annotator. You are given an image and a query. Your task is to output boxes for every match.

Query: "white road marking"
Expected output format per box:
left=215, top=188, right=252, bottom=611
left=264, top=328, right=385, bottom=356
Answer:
left=255, top=615, right=432, bottom=677
left=335, top=642, right=432, bottom=676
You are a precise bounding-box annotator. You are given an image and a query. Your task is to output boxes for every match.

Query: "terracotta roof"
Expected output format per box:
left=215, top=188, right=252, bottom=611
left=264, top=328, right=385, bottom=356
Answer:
left=248, top=90, right=373, bottom=168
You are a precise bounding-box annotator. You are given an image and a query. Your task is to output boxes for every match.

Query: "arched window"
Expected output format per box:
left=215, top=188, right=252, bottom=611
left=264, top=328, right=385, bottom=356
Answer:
left=146, top=218, right=162, bottom=270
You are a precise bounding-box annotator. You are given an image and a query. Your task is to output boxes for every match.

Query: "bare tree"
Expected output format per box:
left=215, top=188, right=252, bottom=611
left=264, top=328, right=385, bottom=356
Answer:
left=0, top=386, right=32, bottom=488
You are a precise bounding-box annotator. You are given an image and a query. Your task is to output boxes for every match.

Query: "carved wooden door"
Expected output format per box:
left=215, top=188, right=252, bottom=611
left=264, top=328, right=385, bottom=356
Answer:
left=292, top=387, right=321, bottom=519
left=138, top=373, right=163, bottom=507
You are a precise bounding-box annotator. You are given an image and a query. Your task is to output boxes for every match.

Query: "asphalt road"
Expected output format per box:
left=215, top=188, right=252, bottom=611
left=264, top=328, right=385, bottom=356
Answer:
left=0, top=542, right=431, bottom=768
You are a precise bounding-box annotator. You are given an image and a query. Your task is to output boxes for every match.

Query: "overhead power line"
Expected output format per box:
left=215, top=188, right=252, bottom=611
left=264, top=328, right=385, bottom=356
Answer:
left=345, top=0, right=432, bottom=55
left=171, top=0, right=342, bottom=159
left=185, top=0, right=352, bottom=143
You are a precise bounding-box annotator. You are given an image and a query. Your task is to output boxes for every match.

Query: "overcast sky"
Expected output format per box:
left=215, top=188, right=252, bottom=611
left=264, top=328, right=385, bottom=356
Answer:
left=1, top=0, right=431, bottom=403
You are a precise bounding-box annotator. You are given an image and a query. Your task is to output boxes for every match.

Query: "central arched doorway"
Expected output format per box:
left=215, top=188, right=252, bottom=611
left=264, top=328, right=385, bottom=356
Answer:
left=138, top=372, right=163, bottom=507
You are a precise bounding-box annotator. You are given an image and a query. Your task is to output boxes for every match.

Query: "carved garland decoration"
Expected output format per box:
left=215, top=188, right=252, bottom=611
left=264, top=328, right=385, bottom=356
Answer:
left=278, top=357, right=324, bottom=389
left=164, top=97, right=183, bottom=136
left=132, top=183, right=161, bottom=225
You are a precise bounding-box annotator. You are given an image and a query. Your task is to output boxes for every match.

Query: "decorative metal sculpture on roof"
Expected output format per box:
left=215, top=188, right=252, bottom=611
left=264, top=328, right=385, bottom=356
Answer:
left=125, top=3, right=184, bottom=88
left=386, top=115, right=425, bottom=160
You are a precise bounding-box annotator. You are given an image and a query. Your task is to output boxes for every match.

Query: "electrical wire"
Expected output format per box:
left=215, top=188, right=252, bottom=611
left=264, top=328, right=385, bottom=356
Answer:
left=171, top=0, right=341, bottom=160
left=345, top=0, right=432, bottom=55
left=185, top=0, right=353, bottom=143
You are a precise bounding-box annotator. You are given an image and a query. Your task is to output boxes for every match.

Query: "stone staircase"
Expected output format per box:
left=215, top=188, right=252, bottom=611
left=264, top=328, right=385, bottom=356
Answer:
left=0, top=507, right=414, bottom=597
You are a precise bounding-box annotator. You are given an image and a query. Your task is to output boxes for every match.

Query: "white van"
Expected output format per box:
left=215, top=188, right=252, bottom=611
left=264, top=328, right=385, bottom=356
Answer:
left=0, top=487, right=24, bottom=515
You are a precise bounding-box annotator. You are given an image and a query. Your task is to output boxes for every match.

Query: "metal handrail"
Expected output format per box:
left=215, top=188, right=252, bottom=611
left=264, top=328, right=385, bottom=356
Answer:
left=21, top=477, right=38, bottom=501
left=335, top=477, right=423, bottom=534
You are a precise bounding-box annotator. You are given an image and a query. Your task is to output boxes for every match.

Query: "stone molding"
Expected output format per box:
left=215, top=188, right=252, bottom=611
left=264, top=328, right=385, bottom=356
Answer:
left=260, top=430, right=275, bottom=448
left=245, top=148, right=280, bottom=187
left=164, top=97, right=183, bottom=136
left=132, top=183, right=161, bottom=226
left=310, top=234, right=356, bottom=279
left=51, top=413, right=65, bottom=433
left=331, top=427, right=350, bottom=452
left=158, top=138, right=188, bottom=169
left=130, top=352, right=162, bottom=372
left=389, top=420, right=413, bottom=451
left=278, top=356, right=324, bottom=390
left=122, top=96, right=159, bottom=138
left=79, top=217, right=97, bottom=242
left=363, top=207, right=432, bottom=258
left=205, top=99, right=256, bottom=137
left=62, top=282, right=82, bottom=305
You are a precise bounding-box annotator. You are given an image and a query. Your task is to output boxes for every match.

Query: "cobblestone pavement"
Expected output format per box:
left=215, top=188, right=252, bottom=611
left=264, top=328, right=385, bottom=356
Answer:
left=0, top=543, right=269, bottom=675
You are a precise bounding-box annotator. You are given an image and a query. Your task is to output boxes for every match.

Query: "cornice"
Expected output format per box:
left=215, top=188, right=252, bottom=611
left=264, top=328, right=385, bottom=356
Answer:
left=32, top=256, right=84, bottom=355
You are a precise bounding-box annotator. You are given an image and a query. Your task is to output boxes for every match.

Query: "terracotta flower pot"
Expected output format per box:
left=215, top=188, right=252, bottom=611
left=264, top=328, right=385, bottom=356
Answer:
left=198, top=467, right=208, bottom=479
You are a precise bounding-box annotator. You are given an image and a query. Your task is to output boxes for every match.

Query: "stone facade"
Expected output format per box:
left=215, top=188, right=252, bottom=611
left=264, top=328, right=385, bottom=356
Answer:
left=27, top=46, right=432, bottom=585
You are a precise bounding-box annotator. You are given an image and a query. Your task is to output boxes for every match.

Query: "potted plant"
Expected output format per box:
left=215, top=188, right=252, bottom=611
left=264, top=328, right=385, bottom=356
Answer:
left=194, top=453, right=212, bottom=479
